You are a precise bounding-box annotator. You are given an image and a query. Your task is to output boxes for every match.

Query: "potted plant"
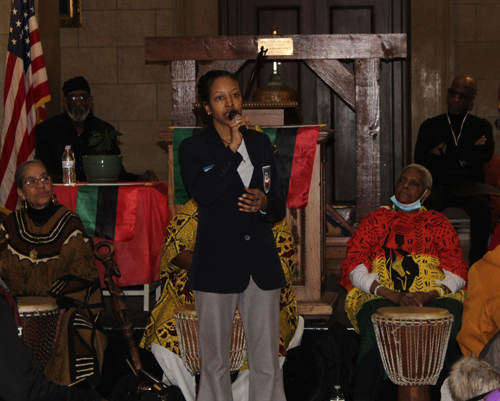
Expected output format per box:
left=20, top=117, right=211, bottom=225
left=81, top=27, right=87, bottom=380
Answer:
left=82, top=129, right=123, bottom=183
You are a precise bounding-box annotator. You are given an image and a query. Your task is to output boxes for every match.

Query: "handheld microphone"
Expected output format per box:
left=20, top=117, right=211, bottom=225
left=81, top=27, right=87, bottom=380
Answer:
left=228, top=110, right=248, bottom=136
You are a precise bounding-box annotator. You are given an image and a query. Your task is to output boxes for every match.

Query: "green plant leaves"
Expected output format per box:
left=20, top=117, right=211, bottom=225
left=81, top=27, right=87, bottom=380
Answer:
left=89, top=130, right=123, bottom=155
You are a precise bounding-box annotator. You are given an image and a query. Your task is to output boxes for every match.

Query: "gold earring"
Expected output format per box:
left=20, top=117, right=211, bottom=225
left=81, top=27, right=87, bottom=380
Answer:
left=52, top=194, right=58, bottom=205
left=24, top=200, right=28, bottom=210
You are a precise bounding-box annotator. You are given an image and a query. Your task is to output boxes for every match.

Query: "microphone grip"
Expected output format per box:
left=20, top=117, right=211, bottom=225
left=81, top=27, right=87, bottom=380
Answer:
left=238, top=125, right=248, bottom=136
left=228, top=109, right=248, bottom=136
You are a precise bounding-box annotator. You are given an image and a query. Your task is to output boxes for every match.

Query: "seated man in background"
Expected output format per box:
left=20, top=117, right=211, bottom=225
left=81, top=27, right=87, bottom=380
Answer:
left=414, top=75, right=494, bottom=265
left=139, top=199, right=303, bottom=401
left=35, top=76, right=158, bottom=183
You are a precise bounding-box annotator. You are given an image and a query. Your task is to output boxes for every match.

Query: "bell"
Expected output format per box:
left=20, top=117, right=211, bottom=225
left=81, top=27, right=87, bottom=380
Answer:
left=252, top=62, right=300, bottom=104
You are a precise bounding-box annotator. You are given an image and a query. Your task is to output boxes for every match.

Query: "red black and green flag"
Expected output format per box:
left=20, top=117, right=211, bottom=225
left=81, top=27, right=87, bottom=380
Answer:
left=76, top=186, right=138, bottom=241
left=173, top=128, right=205, bottom=204
left=260, top=126, right=319, bottom=209
left=172, top=126, right=319, bottom=209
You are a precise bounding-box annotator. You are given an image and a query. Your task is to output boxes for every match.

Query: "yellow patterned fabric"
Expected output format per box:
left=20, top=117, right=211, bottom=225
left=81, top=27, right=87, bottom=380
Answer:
left=139, top=199, right=298, bottom=369
left=341, top=207, right=468, bottom=333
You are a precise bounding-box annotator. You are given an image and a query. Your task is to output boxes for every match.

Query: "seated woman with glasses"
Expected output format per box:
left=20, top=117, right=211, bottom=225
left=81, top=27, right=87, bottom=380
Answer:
left=0, top=160, right=107, bottom=387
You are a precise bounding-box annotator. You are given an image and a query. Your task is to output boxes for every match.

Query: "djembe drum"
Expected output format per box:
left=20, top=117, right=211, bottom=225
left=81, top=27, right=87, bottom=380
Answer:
left=17, top=296, right=60, bottom=371
left=174, top=304, right=247, bottom=375
left=371, top=307, right=454, bottom=401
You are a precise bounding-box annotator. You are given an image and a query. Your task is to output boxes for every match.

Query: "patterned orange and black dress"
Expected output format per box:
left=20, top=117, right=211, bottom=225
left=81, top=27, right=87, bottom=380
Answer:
left=139, top=199, right=298, bottom=367
left=341, top=206, right=468, bottom=334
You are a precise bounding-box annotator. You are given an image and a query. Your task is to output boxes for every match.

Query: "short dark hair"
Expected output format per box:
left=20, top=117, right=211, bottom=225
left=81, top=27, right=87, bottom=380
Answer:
left=197, top=70, right=239, bottom=104
left=15, top=160, right=47, bottom=188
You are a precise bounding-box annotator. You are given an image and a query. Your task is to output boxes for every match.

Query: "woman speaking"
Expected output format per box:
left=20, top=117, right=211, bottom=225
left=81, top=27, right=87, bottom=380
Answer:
left=179, top=70, right=287, bottom=401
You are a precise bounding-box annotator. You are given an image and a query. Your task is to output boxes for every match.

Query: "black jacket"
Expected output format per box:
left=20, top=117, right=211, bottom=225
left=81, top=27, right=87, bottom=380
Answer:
left=414, top=112, right=494, bottom=186
left=35, top=111, right=138, bottom=182
left=179, top=124, right=286, bottom=293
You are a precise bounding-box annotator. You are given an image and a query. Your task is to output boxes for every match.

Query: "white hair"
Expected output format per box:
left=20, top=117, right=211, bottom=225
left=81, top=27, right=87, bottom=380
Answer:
left=401, top=164, right=433, bottom=190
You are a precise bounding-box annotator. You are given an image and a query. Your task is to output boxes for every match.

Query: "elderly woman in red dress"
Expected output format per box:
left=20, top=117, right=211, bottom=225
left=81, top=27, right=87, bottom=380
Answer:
left=341, top=164, right=468, bottom=401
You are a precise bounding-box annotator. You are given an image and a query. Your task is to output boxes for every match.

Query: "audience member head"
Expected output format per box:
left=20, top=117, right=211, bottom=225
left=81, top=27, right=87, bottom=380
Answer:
left=393, top=164, right=432, bottom=211
left=15, top=160, right=53, bottom=210
left=197, top=70, right=242, bottom=131
left=447, top=75, right=477, bottom=115
left=401, top=164, right=433, bottom=190
left=62, top=76, right=93, bottom=122
left=448, top=355, right=500, bottom=401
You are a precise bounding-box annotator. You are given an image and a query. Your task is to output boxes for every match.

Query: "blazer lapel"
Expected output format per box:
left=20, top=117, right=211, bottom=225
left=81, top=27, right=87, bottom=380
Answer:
left=203, top=124, right=227, bottom=162
left=245, top=135, right=264, bottom=190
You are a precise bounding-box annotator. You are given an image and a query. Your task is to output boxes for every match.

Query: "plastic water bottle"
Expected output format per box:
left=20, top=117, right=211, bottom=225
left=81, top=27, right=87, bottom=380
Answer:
left=330, top=384, right=345, bottom=401
left=62, top=145, right=76, bottom=185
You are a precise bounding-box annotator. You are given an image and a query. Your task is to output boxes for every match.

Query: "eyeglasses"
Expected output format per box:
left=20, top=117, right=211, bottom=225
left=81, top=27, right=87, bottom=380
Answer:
left=66, top=94, right=92, bottom=103
left=24, top=175, right=51, bottom=188
left=447, top=88, right=473, bottom=101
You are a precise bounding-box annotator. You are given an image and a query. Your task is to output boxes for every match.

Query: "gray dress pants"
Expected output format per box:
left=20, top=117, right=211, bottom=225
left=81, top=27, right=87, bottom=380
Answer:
left=193, top=277, right=285, bottom=401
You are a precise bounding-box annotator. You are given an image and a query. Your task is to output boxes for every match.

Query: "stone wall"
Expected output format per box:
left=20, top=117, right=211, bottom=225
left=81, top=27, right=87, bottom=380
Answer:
left=411, top=0, right=500, bottom=154
left=453, top=0, right=500, bottom=148
left=59, top=0, right=218, bottom=181
left=0, top=0, right=218, bottom=182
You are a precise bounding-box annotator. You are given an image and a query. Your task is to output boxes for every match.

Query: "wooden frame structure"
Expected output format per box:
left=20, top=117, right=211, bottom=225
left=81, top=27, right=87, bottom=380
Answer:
left=146, top=33, right=407, bottom=221
left=147, top=34, right=406, bottom=316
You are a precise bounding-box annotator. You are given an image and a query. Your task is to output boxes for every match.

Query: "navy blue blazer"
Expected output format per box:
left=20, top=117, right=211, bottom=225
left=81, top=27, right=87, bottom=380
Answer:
left=179, top=123, right=286, bottom=293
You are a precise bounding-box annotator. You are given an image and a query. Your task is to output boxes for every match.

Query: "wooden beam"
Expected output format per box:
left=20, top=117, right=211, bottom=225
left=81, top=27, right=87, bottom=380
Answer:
left=198, top=60, right=247, bottom=79
left=303, top=143, right=324, bottom=300
left=297, top=291, right=339, bottom=318
left=325, top=236, right=349, bottom=259
left=305, top=59, right=355, bottom=110
left=355, top=59, right=380, bottom=223
left=145, top=34, right=407, bottom=63
left=171, top=61, right=197, bottom=126
left=325, top=203, right=354, bottom=234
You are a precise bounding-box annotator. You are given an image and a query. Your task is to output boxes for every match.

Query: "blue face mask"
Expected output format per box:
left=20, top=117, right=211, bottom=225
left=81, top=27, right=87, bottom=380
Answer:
left=391, top=190, right=428, bottom=212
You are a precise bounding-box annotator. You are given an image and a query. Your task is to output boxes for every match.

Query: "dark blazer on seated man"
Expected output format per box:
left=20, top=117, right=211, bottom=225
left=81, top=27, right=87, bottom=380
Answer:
left=35, top=76, right=157, bottom=183
left=35, top=110, right=139, bottom=182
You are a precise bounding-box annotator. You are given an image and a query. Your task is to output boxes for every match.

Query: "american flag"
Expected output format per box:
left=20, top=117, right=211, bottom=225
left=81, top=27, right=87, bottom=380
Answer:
left=0, top=0, right=51, bottom=210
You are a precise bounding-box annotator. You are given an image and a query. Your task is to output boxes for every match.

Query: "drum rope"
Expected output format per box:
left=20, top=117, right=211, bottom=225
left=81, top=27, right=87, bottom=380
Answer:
left=372, top=315, right=454, bottom=386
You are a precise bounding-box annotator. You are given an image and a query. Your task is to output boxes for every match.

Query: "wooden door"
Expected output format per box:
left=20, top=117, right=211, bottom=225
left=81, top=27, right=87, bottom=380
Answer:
left=221, top=0, right=318, bottom=125
left=220, top=0, right=410, bottom=206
